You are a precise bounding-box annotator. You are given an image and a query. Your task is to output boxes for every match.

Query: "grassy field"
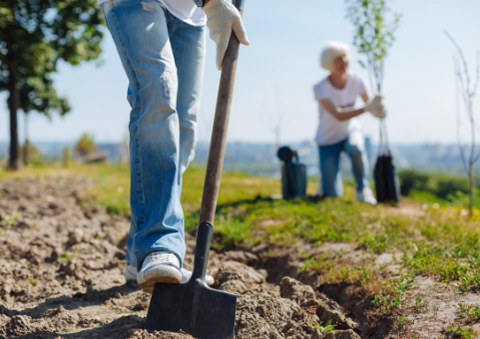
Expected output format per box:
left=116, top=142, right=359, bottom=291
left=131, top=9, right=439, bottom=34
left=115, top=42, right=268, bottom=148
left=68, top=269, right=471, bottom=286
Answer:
left=2, top=163, right=480, bottom=296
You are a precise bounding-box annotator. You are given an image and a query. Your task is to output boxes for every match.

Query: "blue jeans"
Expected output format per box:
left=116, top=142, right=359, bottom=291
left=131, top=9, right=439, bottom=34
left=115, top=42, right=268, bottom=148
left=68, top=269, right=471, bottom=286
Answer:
left=101, top=0, right=206, bottom=270
left=318, top=132, right=370, bottom=197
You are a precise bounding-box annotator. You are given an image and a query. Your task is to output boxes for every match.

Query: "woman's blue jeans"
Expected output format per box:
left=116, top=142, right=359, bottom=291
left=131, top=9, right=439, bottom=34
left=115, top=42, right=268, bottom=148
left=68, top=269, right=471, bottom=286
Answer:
left=318, top=132, right=370, bottom=197
left=101, top=0, right=206, bottom=270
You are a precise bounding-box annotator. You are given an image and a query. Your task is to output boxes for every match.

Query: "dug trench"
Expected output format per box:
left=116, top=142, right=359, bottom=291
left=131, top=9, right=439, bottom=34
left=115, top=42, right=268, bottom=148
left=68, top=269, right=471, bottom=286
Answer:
left=0, top=177, right=477, bottom=338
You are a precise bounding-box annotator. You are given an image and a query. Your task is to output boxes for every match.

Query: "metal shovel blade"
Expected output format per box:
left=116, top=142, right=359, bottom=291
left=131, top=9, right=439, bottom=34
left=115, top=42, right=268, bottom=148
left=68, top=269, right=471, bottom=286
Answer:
left=144, top=222, right=237, bottom=339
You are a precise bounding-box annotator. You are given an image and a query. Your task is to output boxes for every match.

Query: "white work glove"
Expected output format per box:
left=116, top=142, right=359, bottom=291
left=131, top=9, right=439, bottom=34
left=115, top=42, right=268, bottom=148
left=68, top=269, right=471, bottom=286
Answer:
left=203, top=0, right=250, bottom=70
left=372, top=107, right=387, bottom=119
left=365, top=95, right=386, bottom=118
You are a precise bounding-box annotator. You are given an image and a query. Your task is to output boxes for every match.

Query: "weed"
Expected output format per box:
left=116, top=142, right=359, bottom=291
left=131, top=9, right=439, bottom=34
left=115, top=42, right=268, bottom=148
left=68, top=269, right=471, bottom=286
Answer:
left=28, top=277, right=38, bottom=286
left=416, top=298, right=422, bottom=307
left=401, top=241, right=480, bottom=292
left=313, top=320, right=337, bottom=333
left=444, top=322, right=476, bottom=339
left=299, top=254, right=336, bottom=274
left=371, top=294, right=403, bottom=312
left=2, top=213, right=17, bottom=228
left=358, top=233, right=389, bottom=254
left=458, top=302, right=480, bottom=321
left=393, top=315, right=411, bottom=330
left=371, top=274, right=414, bottom=312
left=58, top=252, right=76, bottom=264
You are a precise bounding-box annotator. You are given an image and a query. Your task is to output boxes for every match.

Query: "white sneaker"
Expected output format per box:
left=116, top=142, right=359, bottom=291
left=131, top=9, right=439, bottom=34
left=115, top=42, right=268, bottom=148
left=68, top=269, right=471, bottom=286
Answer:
left=137, top=251, right=183, bottom=293
left=356, top=188, right=377, bottom=205
left=127, top=255, right=215, bottom=293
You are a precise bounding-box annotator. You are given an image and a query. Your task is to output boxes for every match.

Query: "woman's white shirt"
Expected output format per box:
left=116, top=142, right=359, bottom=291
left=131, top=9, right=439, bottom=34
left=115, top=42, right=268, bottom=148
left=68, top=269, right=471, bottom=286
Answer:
left=97, top=0, right=206, bottom=26
left=313, top=73, right=367, bottom=146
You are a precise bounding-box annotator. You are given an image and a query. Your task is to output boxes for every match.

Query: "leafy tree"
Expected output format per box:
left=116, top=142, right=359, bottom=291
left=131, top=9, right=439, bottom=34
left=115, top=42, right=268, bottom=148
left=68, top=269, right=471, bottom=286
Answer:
left=345, top=0, right=401, bottom=93
left=75, top=133, right=97, bottom=159
left=0, top=0, right=104, bottom=170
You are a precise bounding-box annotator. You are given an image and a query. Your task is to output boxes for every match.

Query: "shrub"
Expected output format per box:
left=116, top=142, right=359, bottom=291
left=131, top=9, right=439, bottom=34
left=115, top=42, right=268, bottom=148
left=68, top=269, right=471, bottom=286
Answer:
left=75, top=134, right=97, bottom=158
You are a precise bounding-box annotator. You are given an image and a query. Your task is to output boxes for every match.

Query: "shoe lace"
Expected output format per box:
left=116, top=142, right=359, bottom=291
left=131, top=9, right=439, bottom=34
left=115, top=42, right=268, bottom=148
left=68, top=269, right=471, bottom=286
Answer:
left=150, top=252, right=179, bottom=266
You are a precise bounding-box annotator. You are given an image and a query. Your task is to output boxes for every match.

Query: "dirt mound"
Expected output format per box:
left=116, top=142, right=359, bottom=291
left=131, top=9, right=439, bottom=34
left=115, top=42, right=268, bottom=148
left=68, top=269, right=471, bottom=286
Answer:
left=0, top=177, right=360, bottom=338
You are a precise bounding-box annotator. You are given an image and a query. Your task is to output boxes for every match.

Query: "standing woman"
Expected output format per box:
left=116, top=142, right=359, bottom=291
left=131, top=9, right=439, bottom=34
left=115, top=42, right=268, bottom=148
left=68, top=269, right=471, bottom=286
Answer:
left=99, top=0, right=249, bottom=292
left=313, top=41, right=385, bottom=204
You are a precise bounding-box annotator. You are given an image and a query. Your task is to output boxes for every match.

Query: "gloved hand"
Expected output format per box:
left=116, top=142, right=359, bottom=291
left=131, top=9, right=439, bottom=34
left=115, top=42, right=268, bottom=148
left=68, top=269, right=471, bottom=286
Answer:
left=203, top=0, right=250, bottom=70
left=371, top=107, right=387, bottom=119
left=366, top=95, right=387, bottom=119
left=365, top=95, right=384, bottom=113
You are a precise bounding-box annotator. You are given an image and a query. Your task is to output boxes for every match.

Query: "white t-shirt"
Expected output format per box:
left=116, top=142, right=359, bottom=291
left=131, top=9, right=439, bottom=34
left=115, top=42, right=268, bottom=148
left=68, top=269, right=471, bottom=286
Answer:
left=97, top=0, right=206, bottom=26
left=313, top=73, right=368, bottom=146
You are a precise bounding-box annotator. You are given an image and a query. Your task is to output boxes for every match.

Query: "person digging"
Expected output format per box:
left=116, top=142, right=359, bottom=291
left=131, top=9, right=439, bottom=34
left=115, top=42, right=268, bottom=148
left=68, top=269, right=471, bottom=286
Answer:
left=98, top=0, right=249, bottom=292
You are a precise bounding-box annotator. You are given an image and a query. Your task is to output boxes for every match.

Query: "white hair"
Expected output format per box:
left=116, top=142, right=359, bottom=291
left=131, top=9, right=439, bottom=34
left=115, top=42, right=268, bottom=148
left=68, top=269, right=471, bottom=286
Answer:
left=320, top=41, right=350, bottom=71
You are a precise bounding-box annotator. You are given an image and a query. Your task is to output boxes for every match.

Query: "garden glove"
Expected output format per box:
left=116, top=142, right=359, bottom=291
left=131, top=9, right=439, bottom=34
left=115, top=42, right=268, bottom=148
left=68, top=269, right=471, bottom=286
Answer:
left=203, top=0, right=250, bottom=70
left=365, top=95, right=385, bottom=117
left=371, top=107, right=387, bottom=119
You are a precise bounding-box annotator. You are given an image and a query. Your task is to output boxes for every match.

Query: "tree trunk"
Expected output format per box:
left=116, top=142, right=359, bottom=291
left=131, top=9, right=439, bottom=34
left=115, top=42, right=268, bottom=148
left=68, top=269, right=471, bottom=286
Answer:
left=8, top=70, right=20, bottom=171
left=6, top=37, right=20, bottom=171
left=23, top=113, right=29, bottom=166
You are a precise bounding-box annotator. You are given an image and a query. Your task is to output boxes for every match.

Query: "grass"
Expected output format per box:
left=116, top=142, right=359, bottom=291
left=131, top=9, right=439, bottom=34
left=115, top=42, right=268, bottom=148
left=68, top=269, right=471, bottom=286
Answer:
left=58, top=252, right=76, bottom=264
left=313, top=320, right=337, bottom=333
left=458, top=302, right=480, bottom=322
left=444, top=322, right=477, bottom=339
left=2, top=163, right=480, bottom=294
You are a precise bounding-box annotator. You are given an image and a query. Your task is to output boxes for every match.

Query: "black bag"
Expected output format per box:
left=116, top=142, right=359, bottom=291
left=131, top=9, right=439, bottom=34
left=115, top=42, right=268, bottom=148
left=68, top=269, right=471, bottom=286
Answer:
left=277, top=147, right=307, bottom=199
left=374, top=120, right=401, bottom=205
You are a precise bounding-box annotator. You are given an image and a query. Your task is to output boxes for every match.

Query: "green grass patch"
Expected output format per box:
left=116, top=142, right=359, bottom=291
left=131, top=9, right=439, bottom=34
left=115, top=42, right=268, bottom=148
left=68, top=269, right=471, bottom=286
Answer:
left=444, top=322, right=477, bottom=339
left=458, top=302, right=480, bottom=322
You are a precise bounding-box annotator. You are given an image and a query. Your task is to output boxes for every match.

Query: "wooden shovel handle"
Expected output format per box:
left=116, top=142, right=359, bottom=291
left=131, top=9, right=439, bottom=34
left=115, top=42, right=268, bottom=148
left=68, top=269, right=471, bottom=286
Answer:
left=198, top=0, right=244, bottom=225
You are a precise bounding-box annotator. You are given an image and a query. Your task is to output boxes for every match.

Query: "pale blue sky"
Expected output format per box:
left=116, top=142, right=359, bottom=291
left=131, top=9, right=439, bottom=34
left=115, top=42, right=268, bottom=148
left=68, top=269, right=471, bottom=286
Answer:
left=1, top=0, right=480, bottom=145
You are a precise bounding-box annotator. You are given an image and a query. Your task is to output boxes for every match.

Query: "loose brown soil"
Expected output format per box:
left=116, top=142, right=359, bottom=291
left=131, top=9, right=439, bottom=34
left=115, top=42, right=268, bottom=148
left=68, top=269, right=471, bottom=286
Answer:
left=0, top=177, right=478, bottom=338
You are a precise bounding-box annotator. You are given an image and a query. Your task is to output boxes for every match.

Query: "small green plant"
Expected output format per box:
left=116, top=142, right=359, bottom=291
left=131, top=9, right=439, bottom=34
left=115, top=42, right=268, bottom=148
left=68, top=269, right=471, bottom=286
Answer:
left=313, top=320, right=337, bottom=333
left=393, top=315, right=410, bottom=330
left=28, top=277, right=38, bottom=286
left=458, top=302, right=480, bottom=321
left=444, top=322, right=476, bottom=339
left=2, top=213, right=17, bottom=228
left=416, top=298, right=422, bottom=307
left=58, top=252, right=76, bottom=264
left=371, top=294, right=401, bottom=312
left=371, top=274, right=414, bottom=312
left=357, top=233, right=389, bottom=254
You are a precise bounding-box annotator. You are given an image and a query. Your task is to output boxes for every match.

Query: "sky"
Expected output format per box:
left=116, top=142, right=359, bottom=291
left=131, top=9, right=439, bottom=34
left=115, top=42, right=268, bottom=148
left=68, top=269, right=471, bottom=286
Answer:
left=1, top=0, right=480, bottom=146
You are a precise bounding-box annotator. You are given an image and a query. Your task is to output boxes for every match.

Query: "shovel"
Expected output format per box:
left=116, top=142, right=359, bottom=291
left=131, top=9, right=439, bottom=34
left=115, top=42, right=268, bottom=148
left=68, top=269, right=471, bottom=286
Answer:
left=144, top=1, right=246, bottom=338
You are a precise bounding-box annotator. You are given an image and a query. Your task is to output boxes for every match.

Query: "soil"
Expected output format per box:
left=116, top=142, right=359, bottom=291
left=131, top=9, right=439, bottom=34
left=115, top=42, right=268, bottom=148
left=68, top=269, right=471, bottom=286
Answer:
left=0, top=177, right=478, bottom=338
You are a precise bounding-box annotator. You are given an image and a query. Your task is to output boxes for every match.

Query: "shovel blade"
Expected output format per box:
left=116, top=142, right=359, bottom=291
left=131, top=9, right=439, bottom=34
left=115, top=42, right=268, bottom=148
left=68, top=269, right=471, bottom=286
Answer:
left=145, top=280, right=237, bottom=339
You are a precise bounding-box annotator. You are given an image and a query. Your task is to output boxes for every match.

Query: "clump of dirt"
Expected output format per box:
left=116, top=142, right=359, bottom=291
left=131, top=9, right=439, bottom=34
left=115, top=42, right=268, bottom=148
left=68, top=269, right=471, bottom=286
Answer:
left=0, top=177, right=362, bottom=338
